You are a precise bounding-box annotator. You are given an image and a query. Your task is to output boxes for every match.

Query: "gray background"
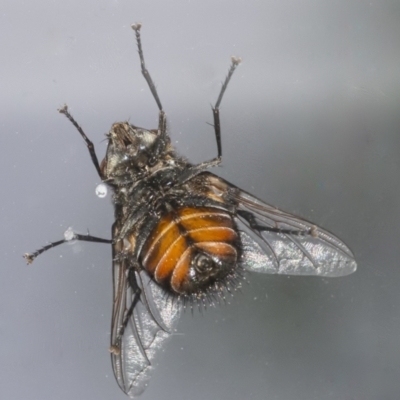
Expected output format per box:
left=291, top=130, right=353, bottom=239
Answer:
left=2, top=1, right=400, bottom=399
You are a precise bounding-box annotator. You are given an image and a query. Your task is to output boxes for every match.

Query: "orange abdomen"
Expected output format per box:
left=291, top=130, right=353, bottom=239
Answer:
left=139, top=207, right=238, bottom=295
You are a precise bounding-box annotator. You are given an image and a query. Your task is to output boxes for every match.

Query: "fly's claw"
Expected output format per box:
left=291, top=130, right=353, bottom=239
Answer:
left=23, top=253, right=34, bottom=265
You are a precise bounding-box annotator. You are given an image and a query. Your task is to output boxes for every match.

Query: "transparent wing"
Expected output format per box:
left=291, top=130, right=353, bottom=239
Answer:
left=203, top=172, right=357, bottom=277
left=111, top=232, right=182, bottom=398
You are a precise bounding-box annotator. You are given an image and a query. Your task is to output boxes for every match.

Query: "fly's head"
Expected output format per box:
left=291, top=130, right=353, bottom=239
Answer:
left=101, top=122, right=168, bottom=184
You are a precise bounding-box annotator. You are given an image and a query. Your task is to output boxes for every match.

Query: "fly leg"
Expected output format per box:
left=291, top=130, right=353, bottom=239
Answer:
left=174, top=57, right=242, bottom=185
left=211, top=56, right=242, bottom=162
left=23, top=228, right=111, bottom=264
left=109, top=266, right=169, bottom=355
left=131, top=23, right=168, bottom=161
left=131, top=23, right=163, bottom=113
left=193, top=56, right=242, bottom=169
left=58, top=104, right=103, bottom=178
left=109, top=269, right=143, bottom=356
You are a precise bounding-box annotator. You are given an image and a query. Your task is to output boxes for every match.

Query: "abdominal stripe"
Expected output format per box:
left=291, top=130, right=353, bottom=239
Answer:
left=140, top=207, right=237, bottom=285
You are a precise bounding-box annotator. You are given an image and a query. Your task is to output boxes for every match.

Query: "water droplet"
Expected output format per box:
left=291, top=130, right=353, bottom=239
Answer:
left=64, top=227, right=75, bottom=241
left=95, top=183, right=107, bottom=198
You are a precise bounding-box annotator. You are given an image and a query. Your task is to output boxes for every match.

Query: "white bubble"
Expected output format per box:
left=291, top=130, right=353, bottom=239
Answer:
left=95, top=183, right=108, bottom=198
left=64, top=227, right=76, bottom=241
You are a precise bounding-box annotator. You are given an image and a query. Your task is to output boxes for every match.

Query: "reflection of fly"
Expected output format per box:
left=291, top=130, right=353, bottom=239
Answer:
left=24, top=23, right=357, bottom=398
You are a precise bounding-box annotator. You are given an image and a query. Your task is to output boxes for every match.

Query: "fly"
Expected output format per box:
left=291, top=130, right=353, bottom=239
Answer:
left=24, top=23, right=357, bottom=397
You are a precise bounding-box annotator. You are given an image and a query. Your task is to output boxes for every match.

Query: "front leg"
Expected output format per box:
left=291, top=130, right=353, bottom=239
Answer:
left=24, top=227, right=112, bottom=264
left=58, top=104, right=103, bottom=178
